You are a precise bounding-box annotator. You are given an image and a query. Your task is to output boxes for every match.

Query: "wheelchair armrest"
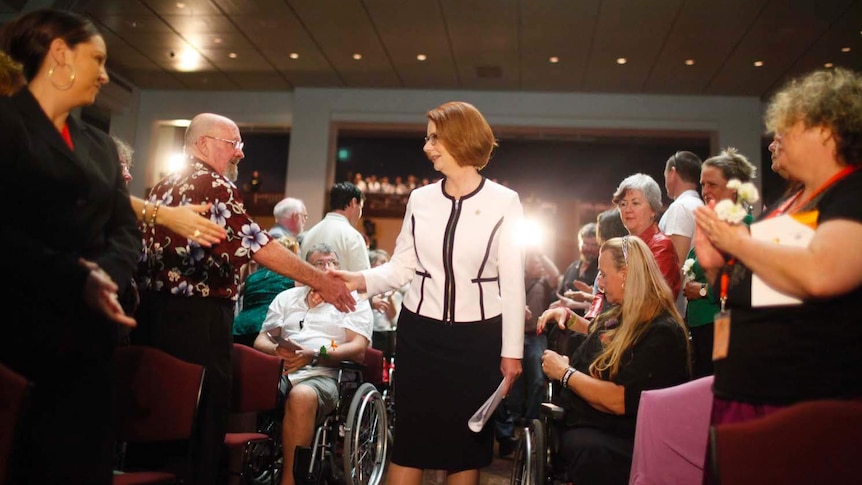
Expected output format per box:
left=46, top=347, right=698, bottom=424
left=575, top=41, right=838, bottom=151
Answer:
left=540, top=402, right=566, bottom=421
left=339, top=360, right=365, bottom=372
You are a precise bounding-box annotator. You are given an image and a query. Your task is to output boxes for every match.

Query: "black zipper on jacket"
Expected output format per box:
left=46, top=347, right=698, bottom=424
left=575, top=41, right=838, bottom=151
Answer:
left=441, top=198, right=462, bottom=324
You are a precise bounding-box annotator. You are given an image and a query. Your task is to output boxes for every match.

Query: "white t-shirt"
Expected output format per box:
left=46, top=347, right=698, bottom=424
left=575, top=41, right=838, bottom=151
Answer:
left=659, top=189, right=703, bottom=313
left=262, top=286, right=372, bottom=383
left=659, top=189, right=703, bottom=244
left=301, top=212, right=371, bottom=272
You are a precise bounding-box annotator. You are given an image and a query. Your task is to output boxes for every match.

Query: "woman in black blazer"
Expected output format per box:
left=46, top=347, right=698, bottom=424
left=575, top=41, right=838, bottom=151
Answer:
left=0, top=9, right=140, bottom=485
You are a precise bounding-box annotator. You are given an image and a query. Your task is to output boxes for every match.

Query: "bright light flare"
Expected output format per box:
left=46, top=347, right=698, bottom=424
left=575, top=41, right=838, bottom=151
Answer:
left=167, top=153, right=188, bottom=173
left=176, top=48, right=203, bottom=72
left=516, top=218, right=545, bottom=248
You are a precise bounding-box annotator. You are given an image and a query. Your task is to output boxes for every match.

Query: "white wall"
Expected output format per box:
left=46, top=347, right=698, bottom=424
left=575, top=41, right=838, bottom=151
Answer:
left=111, top=87, right=763, bottom=220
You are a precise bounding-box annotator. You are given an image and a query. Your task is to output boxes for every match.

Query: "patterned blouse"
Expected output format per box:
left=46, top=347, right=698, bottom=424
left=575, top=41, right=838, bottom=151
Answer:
left=137, top=157, right=271, bottom=301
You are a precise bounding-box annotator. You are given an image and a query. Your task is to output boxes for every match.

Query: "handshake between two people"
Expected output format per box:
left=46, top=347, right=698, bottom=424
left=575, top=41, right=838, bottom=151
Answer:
left=310, top=267, right=369, bottom=313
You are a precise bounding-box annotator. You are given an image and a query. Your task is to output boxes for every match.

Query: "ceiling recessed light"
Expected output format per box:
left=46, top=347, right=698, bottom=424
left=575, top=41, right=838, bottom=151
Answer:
left=214, top=37, right=222, bottom=44
left=176, top=2, right=185, bottom=8
left=684, top=59, right=695, bottom=66
left=289, top=52, right=299, bottom=60
left=824, top=62, right=834, bottom=68
left=228, top=52, right=238, bottom=59
left=616, top=57, right=627, bottom=65
left=841, top=47, right=851, bottom=53
left=753, top=60, right=764, bottom=67
left=352, top=53, right=362, bottom=60
left=416, top=54, right=427, bottom=61
left=549, top=56, right=559, bottom=63
left=175, top=49, right=202, bottom=72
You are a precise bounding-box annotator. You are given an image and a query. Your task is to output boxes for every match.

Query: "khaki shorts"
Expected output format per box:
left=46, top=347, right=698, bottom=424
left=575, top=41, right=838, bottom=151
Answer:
left=280, top=374, right=339, bottom=424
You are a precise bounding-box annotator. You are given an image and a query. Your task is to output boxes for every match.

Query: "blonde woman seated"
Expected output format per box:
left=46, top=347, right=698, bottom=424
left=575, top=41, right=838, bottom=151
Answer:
left=538, top=236, right=691, bottom=485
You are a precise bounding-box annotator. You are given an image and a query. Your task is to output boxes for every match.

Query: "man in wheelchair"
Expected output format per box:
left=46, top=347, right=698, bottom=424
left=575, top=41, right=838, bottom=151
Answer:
left=516, top=236, right=691, bottom=485
left=254, top=243, right=373, bottom=485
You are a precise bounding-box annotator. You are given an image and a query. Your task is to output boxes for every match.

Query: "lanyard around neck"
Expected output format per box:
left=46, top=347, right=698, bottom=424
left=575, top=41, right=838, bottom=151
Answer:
left=767, top=166, right=858, bottom=219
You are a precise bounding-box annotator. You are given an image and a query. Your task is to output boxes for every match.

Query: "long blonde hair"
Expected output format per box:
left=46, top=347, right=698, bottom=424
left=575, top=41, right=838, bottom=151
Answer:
left=589, top=236, right=689, bottom=379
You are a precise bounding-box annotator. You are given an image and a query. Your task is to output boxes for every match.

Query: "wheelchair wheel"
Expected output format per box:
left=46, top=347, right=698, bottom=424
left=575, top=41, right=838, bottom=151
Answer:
left=343, top=382, right=388, bottom=485
left=511, top=418, right=545, bottom=485
left=246, top=439, right=281, bottom=485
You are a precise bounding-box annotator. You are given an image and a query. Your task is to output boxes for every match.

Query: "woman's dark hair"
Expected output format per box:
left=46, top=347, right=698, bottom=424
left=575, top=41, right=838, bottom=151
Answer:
left=0, top=9, right=100, bottom=81
left=596, top=208, right=627, bottom=243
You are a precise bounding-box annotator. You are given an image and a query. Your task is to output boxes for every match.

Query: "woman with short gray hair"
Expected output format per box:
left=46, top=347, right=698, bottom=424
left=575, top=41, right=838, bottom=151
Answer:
left=612, top=173, right=681, bottom=298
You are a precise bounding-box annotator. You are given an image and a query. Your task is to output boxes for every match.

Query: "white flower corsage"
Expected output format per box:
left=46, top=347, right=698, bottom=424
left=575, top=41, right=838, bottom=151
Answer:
left=681, top=258, right=696, bottom=280
left=715, top=179, right=759, bottom=224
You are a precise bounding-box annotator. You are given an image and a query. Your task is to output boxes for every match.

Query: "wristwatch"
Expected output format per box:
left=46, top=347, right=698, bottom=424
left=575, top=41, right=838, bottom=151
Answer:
left=699, top=284, right=708, bottom=298
left=310, top=349, right=320, bottom=367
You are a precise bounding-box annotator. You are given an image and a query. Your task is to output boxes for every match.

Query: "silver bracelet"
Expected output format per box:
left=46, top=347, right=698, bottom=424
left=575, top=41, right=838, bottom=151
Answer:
left=560, top=367, right=576, bottom=388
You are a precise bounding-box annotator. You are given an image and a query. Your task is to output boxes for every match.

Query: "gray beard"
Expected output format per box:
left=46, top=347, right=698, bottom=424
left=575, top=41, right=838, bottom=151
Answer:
left=226, top=162, right=238, bottom=182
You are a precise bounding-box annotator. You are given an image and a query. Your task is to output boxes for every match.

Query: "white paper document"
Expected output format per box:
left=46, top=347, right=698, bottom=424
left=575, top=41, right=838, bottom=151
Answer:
left=468, top=379, right=507, bottom=433
left=749, top=214, right=815, bottom=307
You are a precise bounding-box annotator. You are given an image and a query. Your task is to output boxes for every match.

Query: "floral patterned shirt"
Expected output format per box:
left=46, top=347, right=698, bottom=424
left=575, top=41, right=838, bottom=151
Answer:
left=137, top=158, right=271, bottom=301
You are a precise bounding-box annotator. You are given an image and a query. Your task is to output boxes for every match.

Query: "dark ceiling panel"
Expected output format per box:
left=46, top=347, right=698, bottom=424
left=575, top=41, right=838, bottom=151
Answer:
left=364, top=0, right=460, bottom=89
left=89, top=12, right=173, bottom=34
left=518, top=0, right=601, bottom=91
left=643, top=0, right=769, bottom=95
left=172, top=70, right=238, bottom=90
left=119, top=69, right=186, bottom=89
left=288, top=0, right=399, bottom=87
left=772, top=0, right=862, bottom=95
left=583, top=0, right=683, bottom=93
left=143, top=0, right=221, bottom=16
left=443, top=0, right=521, bottom=90
left=3, top=0, right=851, bottom=95
left=704, top=0, right=849, bottom=95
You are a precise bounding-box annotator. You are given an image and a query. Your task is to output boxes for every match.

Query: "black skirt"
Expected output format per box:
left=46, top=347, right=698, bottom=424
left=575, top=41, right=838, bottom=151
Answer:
left=391, top=309, right=502, bottom=472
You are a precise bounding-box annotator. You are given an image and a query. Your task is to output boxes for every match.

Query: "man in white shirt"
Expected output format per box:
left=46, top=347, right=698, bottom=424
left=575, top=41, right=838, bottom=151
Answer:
left=301, top=182, right=370, bottom=272
left=660, top=150, right=703, bottom=311
left=660, top=150, right=704, bottom=266
left=254, top=243, right=372, bottom=485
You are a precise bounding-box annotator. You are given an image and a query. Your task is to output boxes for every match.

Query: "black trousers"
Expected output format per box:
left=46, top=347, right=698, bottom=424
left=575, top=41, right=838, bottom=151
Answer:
left=689, top=323, right=715, bottom=379
left=4, top=303, right=116, bottom=485
left=559, top=426, right=634, bottom=485
left=133, top=291, right=234, bottom=485
left=9, top=350, right=115, bottom=485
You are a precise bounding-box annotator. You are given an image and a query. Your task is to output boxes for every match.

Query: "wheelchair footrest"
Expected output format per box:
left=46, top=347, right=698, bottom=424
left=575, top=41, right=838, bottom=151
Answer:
left=293, top=446, right=318, bottom=485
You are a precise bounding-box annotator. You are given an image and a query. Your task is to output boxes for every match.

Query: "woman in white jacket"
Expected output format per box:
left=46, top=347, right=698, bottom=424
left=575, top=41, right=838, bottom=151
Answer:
left=337, top=101, right=525, bottom=485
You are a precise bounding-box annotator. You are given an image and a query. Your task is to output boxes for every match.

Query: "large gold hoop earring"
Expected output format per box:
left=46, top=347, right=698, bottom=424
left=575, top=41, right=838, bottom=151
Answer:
left=48, top=63, right=75, bottom=90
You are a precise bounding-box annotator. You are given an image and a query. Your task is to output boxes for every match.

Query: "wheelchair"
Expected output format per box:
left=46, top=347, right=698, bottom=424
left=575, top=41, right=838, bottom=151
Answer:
left=295, top=351, right=389, bottom=485
left=510, top=400, right=568, bottom=485
left=248, top=350, right=390, bottom=485
left=372, top=329, right=397, bottom=448
left=511, top=322, right=584, bottom=485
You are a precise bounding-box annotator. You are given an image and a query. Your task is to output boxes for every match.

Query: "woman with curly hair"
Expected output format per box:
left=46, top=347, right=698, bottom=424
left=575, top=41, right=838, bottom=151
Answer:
left=694, top=67, right=862, bottom=428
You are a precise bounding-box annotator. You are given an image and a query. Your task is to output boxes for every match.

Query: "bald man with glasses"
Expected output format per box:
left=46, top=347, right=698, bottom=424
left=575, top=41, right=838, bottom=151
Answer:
left=133, top=112, right=354, bottom=485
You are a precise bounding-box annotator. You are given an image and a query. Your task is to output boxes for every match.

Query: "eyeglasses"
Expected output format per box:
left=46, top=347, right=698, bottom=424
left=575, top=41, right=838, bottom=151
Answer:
left=424, top=133, right=438, bottom=146
left=312, top=259, right=340, bottom=269
left=204, top=135, right=244, bottom=151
